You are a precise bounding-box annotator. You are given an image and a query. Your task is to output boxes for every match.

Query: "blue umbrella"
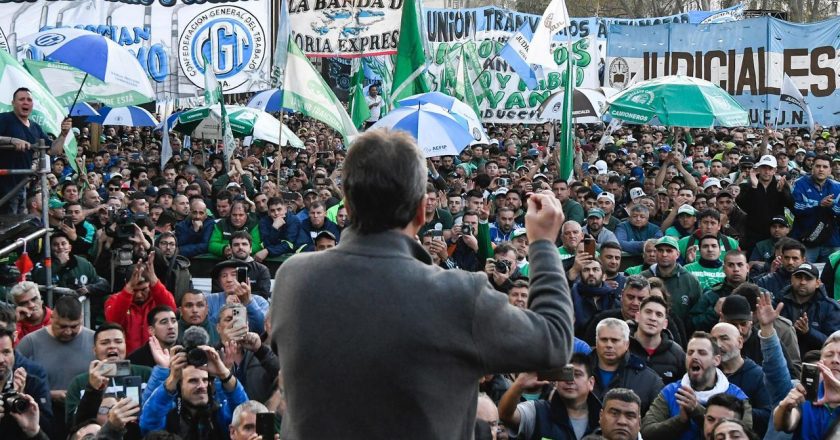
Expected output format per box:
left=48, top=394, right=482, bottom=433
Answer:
left=371, top=103, right=473, bottom=158
left=68, top=102, right=99, bottom=117
left=21, top=28, right=155, bottom=114
left=247, top=89, right=294, bottom=113
left=398, top=92, right=489, bottom=144
left=154, top=111, right=183, bottom=132
left=90, top=106, right=159, bottom=127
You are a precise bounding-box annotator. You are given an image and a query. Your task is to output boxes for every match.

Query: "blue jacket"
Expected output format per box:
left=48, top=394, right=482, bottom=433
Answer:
left=298, top=218, right=341, bottom=252
left=488, top=222, right=520, bottom=244
left=777, top=285, right=840, bottom=355
left=174, top=218, right=215, bottom=257
left=138, top=373, right=248, bottom=435
left=205, top=292, right=269, bottom=333
left=755, top=269, right=793, bottom=297
left=759, top=331, right=795, bottom=440
left=727, top=358, right=772, bottom=436
left=258, top=212, right=302, bottom=256
left=791, top=176, right=840, bottom=246
left=658, top=379, right=748, bottom=440
left=615, top=221, right=663, bottom=255
left=794, top=384, right=840, bottom=440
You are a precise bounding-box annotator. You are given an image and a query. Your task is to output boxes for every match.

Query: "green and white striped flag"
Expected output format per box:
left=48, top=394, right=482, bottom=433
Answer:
left=390, top=0, right=430, bottom=106
left=203, top=54, right=221, bottom=106
left=453, top=46, right=481, bottom=117
left=282, top=38, right=358, bottom=142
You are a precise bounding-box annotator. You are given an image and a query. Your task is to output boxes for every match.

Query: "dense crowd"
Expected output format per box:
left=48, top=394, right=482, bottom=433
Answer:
left=1, top=86, right=840, bottom=440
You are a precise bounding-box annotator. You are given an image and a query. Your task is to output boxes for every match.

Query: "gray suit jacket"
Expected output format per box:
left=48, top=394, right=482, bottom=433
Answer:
left=271, top=229, right=574, bottom=439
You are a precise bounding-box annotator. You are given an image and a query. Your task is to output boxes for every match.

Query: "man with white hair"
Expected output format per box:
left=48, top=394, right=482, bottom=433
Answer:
left=10, top=281, right=51, bottom=343
left=229, top=400, right=273, bottom=440
left=589, top=318, right=664, bottom=414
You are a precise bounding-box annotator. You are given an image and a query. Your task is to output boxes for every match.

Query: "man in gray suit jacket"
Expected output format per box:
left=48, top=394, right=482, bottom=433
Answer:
left=271, top=129, right=575, bottom=439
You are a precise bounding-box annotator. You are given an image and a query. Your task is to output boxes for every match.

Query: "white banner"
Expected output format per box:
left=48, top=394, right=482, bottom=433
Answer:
left=289, top=0, right=405, bottom=58
left=0, top=0, right=273, bottom=100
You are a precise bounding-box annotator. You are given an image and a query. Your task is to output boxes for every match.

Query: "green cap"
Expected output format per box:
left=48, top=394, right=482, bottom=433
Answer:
left=48, top=198, right=66, bottom=209
left=587, top=208, right=605, bottom=219
left=655, top=236, right=680, bottom=251
left=511, top=228, right=527, bottom=239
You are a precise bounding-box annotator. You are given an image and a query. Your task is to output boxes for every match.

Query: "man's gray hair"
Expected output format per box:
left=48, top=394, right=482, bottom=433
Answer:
left=231, top=400, right=269, bottom=427
left=596, top=318, right=630, bottom=341
left=629, top=204, right=649, bottom=215
left=10, top=281, right=39, bottom=300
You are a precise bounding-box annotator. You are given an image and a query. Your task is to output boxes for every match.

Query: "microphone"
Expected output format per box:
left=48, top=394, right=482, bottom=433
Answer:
left=183, top=326, right=210, bottom=367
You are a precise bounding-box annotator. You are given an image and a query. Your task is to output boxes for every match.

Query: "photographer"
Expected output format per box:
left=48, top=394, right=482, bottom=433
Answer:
left=449, top=210, right=482, bottom=272
left=0, top=327, right=52, bottom=440
left=215, top=304, right=280, bottom=403
left=484, top=242, right=519, bottom=293
left=139, top=344, right=247, bottom=437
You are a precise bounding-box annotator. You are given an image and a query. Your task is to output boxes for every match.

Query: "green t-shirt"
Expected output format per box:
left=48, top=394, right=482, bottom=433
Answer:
left=418, top=208, right=454, bottom=237
left=678, top=234, right=739, bottom=261
left=625, top=265, right=644, bottom=275
left=683, top=262, right=725, bottom=291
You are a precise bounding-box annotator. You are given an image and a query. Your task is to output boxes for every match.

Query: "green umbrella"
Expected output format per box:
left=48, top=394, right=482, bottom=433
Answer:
left=606, top=75, right=749, bottom=127
left=173, top=105, right=304, bottom=149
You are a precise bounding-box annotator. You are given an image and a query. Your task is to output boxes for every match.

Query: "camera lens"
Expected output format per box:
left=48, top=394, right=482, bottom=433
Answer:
left=187, top=347, right=208, bottom=367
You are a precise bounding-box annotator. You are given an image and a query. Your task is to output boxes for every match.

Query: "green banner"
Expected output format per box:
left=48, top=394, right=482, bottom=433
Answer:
left=24, top=60, right=152, bottom=108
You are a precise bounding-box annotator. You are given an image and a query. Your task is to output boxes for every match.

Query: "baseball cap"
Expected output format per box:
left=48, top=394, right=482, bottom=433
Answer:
left=493, top=188, right=509, bottom=197
left=144, top=186, right=158, bottom=197
left=655, top=236, right=679, bottom=250
left=677, top=205, right=696, bottom=216
left=703, top=178, right=722, bottom=190
left=722, top=295, right=753, bottom=321
left=597, top=192, right=615, bottom=204
left=511, top=228, right=527, bottom=240
left=656, top=187, right=668, bottom=195
left=533, top=173, right=549, bottom=182
left=594, top=160, right=608, bottom=175
left=226, top=182, right=241, bottom=189
left=48, top=198, right=66, bottom=209
left=211, top=260, right=248, bottom=280
left=587, top=208, right=605, bottom=219
left=755, top=155, right=778, bottom=169
left=303, top=189, right=318, bottom=197
left=629, top=187, right=646, bottom=200
left=659, top=145, right=672, bottom=153
left=795, top=148, right=807, bottom=155
left=315, top=230, right=337, bottom=241
left=792, top=263, right=819, bottom=279
left=770, top=217, right=790, bottom=227
left=157, top=187, right=175, bottom=197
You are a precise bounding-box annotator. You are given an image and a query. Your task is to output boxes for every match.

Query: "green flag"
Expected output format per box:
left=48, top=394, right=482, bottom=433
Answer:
left=558, top=47, right=575, bottom=181
left=203, top=54, right=221, bottom=106
left=282, top=37, right=358, bottom=142
left=0, top=49, right=78, bottom=171
left=390, top=0, right=430, bottom=106
left=24, top=60, right=153, bottom=107
left=349, top=60, right=370, bottom=129
left=453, top=47, right=481, bottom=117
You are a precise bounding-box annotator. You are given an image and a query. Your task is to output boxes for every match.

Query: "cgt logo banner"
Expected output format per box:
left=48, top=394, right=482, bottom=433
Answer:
left=0, top=0, right=272, bottom=100
left=288, top=0, right=405, bottom=58
left=427, top=37, right=600, bottom=124
left=606, top=16, right=840, bottom=127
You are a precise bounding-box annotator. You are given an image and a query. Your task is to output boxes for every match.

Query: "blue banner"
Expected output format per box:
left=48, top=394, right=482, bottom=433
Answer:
left=606, top=16, right=840, bottom=127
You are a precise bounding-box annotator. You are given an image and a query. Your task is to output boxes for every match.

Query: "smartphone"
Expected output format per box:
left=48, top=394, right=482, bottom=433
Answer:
left=237, top=267, right=248, bottom=284
left=538, top=365, right=575, bottom=382
left=430, top=229, right=444, bottom=242
left=122, top=375, right=142, bottom=405
left=281, top=191, right=298, bottom=201
left=498, top=177, right=511, bottom=188
left=231, top=305, right=248, bottom=331
left=63, top=218, right=74, bottom=227
left=801, top=362, right=820, bottom=402
left=256, top=413, right=276, bottom=439
left=583, top=237, right=597, bottom=256
left=100, top=360, right=131, bottom=377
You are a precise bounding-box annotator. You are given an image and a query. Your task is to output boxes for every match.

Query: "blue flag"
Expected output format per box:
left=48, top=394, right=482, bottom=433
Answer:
left=499, top=22, right=542, bottom=91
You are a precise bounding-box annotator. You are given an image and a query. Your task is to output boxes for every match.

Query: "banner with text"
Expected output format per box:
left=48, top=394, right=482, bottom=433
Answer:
left=606, top=16, right=840, bottom=127
left=289, top=0, right=405, bottom=58
left=424, top=5, right=743, bottom=124
left=0, top=0, right=273, bottom=100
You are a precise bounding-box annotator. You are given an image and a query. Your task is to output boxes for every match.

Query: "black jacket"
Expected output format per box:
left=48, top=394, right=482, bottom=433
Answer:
left=587, top=352, right=664, bottom=414
left=628, top=324, right=686, bottom=384
left=583, top=308, right=687, bottom=348
left=530, top=391, right=602, bottom=440
left=736, top=178, right=793, bottom=250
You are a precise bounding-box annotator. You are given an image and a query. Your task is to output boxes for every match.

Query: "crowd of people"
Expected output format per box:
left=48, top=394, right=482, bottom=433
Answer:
left=1, top=84, right=840, bottom=440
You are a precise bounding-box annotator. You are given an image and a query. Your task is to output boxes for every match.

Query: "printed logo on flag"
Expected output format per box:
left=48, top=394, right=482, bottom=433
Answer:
left=34, top=33, right=66, bottom=47
left=179, top=6, right=267, bottom=91
left=609, top=58, right=630, bottom=89
left=0, top=29, right=8, bottom=54
left=627, top=89, right=654, bottom=105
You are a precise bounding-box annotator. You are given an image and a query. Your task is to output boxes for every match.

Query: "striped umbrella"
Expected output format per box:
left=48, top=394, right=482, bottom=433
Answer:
left=68, top=102, right=99, bottom=117
left=172, top=105, right=303, bottom=148
left=90, top=106, right=159, bottom=127
left=247, top=89, right=294, bottom=113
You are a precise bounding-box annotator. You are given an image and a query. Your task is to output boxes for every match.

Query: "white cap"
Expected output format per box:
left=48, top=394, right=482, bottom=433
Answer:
left=594, top=160, right=608, bottom=175
left=629, top=187, right=646, bottom=200
left=493, top=187, right=509, bottom=197
left=597, top=192, right=615, bottom=204
left=703, top=177, right=722, bottom=190
left=755, top=154, right=778, bottom=169
left=795, top=148, right=806, bottom=155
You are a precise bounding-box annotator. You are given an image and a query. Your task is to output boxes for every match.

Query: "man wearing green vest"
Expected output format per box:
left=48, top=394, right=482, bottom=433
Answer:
left=678, top=208, right=739, bottom=264
left=821, top=249, right=840, bottom=300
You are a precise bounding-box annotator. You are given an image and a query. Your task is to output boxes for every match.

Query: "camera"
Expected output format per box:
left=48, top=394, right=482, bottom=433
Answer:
left=2, top=392, right=28, bottom=414
left=107, top=208, right=147, bottom=240
left=461, top=224, right=473, bottom=236
left=185, top=344, right=208, bottom=367
left=493, top=259, right=511, bottom=273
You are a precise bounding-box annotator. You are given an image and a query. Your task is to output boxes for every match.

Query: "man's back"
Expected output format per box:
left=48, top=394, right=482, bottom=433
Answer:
left=17, top=327, right=95, bottom=390
left=272, top=229, right=573, bottom=439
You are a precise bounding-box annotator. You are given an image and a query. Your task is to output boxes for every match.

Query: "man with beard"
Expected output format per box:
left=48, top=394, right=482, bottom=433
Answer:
left=139, top=344, right=248, bottom=437
left=573, top=261, right=620, bottom=338
left=489, top=207, right=520, bottom=244
left=711, top=322, right=772, bottom=436
left=65, top=322, right=152, bottom=424
left=583, top=388, right=643, bottom=440
left=177, top=290, right=220, bottom=346
left=211, top=232, right=271, bottom=298
left=0, top=327, right=53, bottom=440
left=777, top=262, right=840, bottom=356
left=599, top=242, right=625, bottom=294
left=755, top=239, right=806, bottom=298
left=629, top=296, right=685, bottom=384
left=175, top=199, right=215, bottom=258
left=641, top=332, right=751, bottom=440
left=259, top=197, right=302, bottom=259
left=583, top=208, right=618, bottom=248
left=616, top=205, right=663, bottom=256
left=209, top=200, right=264, bottom=259
left=690, top=251, right=753, bottom=332
left=499, top=353, right=601, bottom=440
left=127, top=306, right=178, bottom=368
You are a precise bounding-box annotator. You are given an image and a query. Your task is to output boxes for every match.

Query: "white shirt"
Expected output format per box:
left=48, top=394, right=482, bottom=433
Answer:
left=365, top=94, right=383, bottom=122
